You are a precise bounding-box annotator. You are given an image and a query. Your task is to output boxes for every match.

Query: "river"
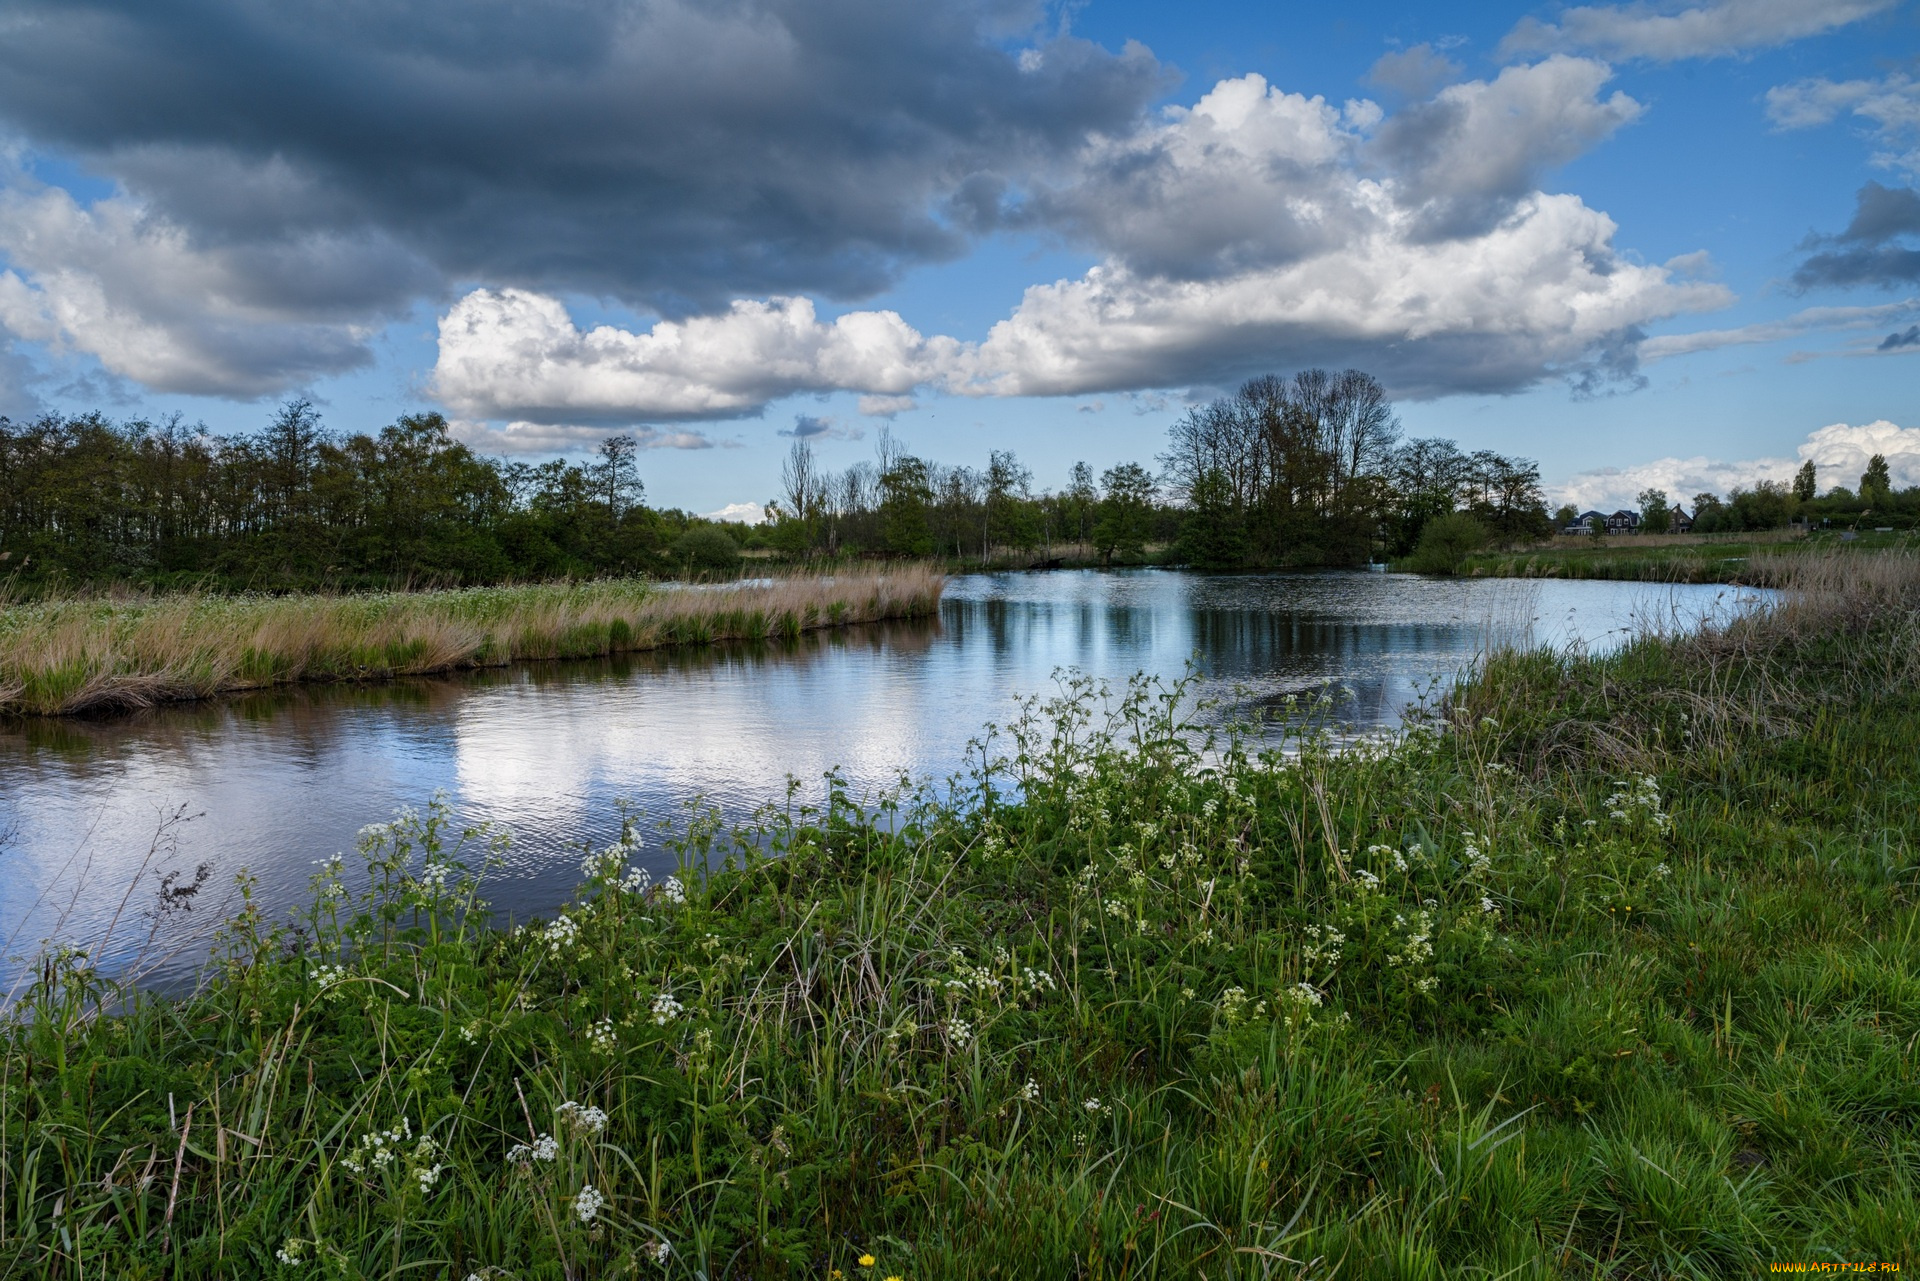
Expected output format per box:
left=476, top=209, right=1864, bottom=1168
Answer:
left=0, top=569, right=1765, bottom=987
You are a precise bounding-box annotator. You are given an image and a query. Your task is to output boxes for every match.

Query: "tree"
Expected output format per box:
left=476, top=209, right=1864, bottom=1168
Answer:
left=1793, top=460, right=1817, bottom=503
left=1177, top=468, right=1246, bottom=570
left=1638, top=487, right=1671, bottom=535
left=1861, top=454, right=1892, bottom=507
left=781, top=438, right=817, bottom=527
left=1405, top=512, right=1488, bottom=574
left=1093, top=463, right=1156, bottom=566
left=591, top=434, right=644, bottom=520
left=1062, top=462, right=1098, bottom=547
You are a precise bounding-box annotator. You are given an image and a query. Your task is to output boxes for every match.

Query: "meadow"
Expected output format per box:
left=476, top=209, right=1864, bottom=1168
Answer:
left=1438, top=527, right=1920, bottom=583
left=3, top=551, right=1918, bottom=1277
left=0, top=567, right=946, bottom=717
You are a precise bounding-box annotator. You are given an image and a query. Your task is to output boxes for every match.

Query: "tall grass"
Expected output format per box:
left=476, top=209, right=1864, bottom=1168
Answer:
left=0, top=567, right=946, bottom=717
left=3, top=552, right=1918, bottom=1276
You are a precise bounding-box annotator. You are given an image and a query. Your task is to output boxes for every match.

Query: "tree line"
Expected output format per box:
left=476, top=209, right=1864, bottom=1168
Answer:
left=770, top=369, right=1550, bottom=571
left=12, top=368, right=1901, bottom=592
left=0, top=404, right=740, bottom=589
left=1591, top=452, right=1919, bottom=537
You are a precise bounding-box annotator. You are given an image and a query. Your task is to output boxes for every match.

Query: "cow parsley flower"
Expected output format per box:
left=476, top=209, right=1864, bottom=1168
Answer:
left=556, top=1101, right=609, bottom=1137
left=573, top=1183, right=606, bottom=1223
left=650, top=993, right=684, bottom=1025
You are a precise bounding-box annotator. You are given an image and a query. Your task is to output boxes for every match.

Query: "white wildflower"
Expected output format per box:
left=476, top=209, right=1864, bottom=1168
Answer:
left=660, top=876, right=687, bottom=905
left=276, top=1238, right=308, bottom=1265
left=1018, top=1079, right=1041, bottom=1102
left=586, top=1017, right=618, bottom=1054
left=507, top=1134, right=558, bottom=1165
left=645, top=1241, right=672, bottom=1265
left=944, top=1017, right=974, bottom=1049
left=541, top=914, right=579, bottom=956
left=573, top=1183, right=606, bottom=1223
left=556, top=1101, right=609, bottom=1137
left=650, top=992, right=684, bottom=1025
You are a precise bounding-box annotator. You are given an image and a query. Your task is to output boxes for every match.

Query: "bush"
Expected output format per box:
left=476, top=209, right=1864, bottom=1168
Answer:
left=670, top=526, right=741, bottom=574
left=1404, top=511, right=1489, bottom=574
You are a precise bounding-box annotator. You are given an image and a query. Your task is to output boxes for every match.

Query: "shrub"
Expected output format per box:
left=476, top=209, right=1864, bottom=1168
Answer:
left=1405, top=511, right=1489, bottom=574
left=671, top=526, right=742, bottom=574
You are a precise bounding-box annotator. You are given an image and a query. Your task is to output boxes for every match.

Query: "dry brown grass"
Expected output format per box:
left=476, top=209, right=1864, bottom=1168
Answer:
left=0, top=566, right=946, bottom=717
left=1455, top=548, right=1920, bottom=777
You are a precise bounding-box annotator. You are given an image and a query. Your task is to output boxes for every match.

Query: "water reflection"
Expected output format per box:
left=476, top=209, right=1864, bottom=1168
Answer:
left=0, top=570, right=1764, bottom=985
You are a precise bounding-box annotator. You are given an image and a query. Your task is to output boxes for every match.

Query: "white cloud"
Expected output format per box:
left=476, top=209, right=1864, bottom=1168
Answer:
left=858, top=394, right=917, bottom=417
left=1501, top=0, right=1895, bottom=64
left=1554, top=419, right=1920, bottom=508
left=0, top=180, right=419, bottom=397
left=447, top=419, right=716, bottom=456
left=703, top=501, right=768, bottom=525
left=1767, top=74, right=1920, bottom=177
left=1640, top=300, right=1920, bottom=361
left=436, top=65, right=1722, bottom=418
left=433, top=288, right=957, bottom=423
left=952, top=191, right=1723, bottom=400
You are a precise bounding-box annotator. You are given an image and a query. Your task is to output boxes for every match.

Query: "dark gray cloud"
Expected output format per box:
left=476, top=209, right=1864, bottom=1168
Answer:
left=1794, top=182, right=1920, bottom=289
left=0, top=0, right=1164, bottom=318
left=1882, top=324, right=1920, bottom=350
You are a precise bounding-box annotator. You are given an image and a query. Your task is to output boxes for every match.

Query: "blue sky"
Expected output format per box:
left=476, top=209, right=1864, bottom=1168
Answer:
left=0, top=0, right=1916, bottom=516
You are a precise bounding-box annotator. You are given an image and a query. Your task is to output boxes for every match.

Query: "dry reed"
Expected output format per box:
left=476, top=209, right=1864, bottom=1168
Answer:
left=0, top=566, right=946, bottom=717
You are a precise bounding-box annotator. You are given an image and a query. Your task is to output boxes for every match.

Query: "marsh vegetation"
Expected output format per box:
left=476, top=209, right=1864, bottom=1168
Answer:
left=2, top=551, right=1916, bottom=1276
left=0, top=567, right=946, bottom=716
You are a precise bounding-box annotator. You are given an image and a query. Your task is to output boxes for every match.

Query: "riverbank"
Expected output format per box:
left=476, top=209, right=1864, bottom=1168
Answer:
left=1430, top=527, right=1920, bottom=582
left=0, top=566, right=946, bottom=717
left=5, top=551, right=1917, bottom=1276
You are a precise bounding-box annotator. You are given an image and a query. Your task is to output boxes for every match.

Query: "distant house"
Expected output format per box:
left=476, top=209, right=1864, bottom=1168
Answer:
left=1565, top=509, right=1607, bottom=534
left=1606, top=509, right=1641, bottom=534
left=1669, top=507, right=1693, bottom=533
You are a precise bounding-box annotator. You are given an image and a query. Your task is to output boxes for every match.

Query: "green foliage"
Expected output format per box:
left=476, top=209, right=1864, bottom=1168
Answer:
left=10, top=585, right=1920, bottom=1275
left=1404, top=511, right=1490, bottom=574
left=670, top=526, right=742, bottom=574
left=1639, top=487, right=1672, bottom=535
left=1092, top=462, right=1156, bottom=565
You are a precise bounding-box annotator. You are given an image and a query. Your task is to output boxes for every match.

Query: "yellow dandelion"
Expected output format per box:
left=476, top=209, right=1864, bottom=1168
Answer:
left=858, top=1256, right=876, bottom=1269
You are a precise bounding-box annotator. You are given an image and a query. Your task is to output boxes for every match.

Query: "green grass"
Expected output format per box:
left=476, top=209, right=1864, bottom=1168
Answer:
left=1423, top=528, right=1920, bottom=583
left=4, top=555, right=1919, bottom=1277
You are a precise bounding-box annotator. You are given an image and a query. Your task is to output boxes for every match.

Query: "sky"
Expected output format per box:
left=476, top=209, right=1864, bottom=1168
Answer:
left=0, top=0, right=1917, bottom=520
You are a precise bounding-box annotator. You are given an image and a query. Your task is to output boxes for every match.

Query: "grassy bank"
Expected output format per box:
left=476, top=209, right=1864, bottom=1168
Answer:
left=5, top=552, right=1920, bottom=1277
left=1431, top=528, right=1920, bottom=583
left=0, top=567, right=946, bottom=717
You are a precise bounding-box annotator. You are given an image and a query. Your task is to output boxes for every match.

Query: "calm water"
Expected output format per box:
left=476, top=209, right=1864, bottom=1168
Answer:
left=0, top=570, right=1765, bottom=986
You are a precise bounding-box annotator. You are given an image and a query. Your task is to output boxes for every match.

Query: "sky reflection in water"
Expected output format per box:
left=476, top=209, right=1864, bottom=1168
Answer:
left=0, top=570, right=1765, bottom=985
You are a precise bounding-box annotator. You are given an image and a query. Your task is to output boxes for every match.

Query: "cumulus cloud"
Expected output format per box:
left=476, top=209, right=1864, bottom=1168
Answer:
left=1790, top=182, right=1920, bottom=290
left=1367, top=44, right=1464, bottom=99
left=1767, top=73, right=1920, bottom=177
left=433, top=288, right=958, bottom=423
left=952, top=192, right=1722, bottom=400
left=857, top=394, right=917, bottom=418
left=0, top=0, right=1163, bottom=323
left=1638, top=299, right=1920, bottom=360
left=0, top=180, right=416, bottom=396
left=447, top=419, right=715, bottom=457
left=703, top=501, right=768, bottom=525
left=1500, top=0, right=1895, bottom=64
left=1371, top=57, right=1641, bottom=237
left=1554, top=419, right=1920, bottom=508
left=437, top=64, right=1721, bottom=419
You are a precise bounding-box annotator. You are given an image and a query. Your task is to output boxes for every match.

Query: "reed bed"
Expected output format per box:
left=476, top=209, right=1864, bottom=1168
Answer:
left=0, top=566, right=947, bottom=717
